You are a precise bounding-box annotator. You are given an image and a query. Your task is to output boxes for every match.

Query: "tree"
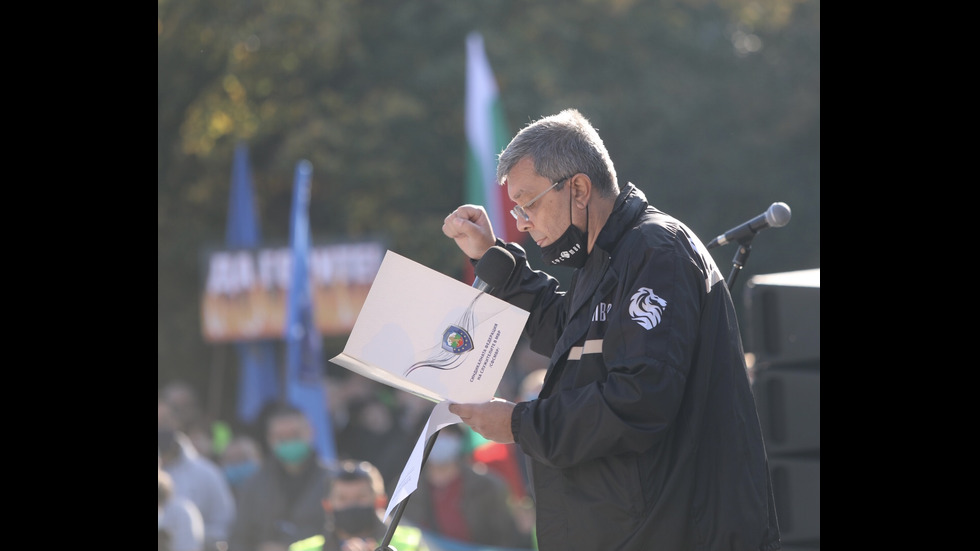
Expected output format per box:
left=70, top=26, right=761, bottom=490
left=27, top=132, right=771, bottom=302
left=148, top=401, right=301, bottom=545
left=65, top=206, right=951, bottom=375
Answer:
left=158, top=0, right=819, bottom=407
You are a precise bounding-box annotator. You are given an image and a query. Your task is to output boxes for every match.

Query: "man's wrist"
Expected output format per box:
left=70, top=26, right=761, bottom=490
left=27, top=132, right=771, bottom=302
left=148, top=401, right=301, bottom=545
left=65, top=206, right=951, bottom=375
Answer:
left=469, top=238, right=507, bottom=263
left=510, top=401, right=527, bottom=442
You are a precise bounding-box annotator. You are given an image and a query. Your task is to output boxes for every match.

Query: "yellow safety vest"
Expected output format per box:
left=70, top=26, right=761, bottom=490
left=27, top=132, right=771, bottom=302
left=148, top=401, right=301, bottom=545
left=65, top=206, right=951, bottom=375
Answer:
left=289, top=524, right=427, bottom=551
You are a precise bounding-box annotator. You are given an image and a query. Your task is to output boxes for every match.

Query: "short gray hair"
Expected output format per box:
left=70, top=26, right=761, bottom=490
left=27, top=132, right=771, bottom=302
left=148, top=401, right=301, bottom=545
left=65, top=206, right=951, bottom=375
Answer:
left=496, top=108, right=618, bottom=197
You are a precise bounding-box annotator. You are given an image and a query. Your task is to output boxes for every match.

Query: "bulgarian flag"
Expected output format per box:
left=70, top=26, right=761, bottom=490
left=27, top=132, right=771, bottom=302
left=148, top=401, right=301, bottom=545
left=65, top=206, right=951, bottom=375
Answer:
left=464, top=32, right=522, bottom=282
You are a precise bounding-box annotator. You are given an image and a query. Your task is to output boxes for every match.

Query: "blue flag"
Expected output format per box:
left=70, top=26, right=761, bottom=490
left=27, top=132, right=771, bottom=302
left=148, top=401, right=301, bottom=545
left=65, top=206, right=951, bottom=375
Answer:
left=226, top=142, right=261, bottom=247
left=284, top=159, right=338, bottom=463
left=226, top=142, right=280, bottom=425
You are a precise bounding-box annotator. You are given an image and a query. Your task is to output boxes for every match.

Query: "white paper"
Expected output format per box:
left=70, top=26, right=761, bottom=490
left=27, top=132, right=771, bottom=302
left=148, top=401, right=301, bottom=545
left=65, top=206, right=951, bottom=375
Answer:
left=384, top=401, right=463, bottom=522
left=330, top=250, right=530, bottom=404
left=329, top=250, right=531, bottom=524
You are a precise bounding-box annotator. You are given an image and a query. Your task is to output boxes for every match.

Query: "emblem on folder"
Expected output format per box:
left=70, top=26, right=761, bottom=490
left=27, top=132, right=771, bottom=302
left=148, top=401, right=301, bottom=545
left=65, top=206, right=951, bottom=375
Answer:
left=441, top=325, right=473, bottom=354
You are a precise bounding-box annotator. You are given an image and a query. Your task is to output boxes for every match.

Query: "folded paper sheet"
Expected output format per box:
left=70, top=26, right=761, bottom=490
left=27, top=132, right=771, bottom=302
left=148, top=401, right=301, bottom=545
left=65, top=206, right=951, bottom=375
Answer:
left=384, top=401, right=462, bottom=521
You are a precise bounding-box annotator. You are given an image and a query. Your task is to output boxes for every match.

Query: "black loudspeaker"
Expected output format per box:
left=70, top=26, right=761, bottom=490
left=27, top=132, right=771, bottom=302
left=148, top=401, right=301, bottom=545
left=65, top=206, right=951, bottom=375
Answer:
left=752, top=368, right=820, bottom=455
left=770, top=457, right=820, bottom=545
left=743, top=269, right=820, bottom=367
left=744, top=269, right=820, bottom=547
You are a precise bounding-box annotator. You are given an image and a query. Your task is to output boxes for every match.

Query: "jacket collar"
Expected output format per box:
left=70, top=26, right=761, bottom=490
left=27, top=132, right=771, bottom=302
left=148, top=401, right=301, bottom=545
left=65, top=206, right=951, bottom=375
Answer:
left=593, top=182, right=648, bottom=256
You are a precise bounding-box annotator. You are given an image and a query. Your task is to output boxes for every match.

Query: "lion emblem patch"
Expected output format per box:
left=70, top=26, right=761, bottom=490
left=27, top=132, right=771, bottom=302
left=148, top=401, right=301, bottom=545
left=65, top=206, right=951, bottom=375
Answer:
left=629, top=287, right=667, bottom=330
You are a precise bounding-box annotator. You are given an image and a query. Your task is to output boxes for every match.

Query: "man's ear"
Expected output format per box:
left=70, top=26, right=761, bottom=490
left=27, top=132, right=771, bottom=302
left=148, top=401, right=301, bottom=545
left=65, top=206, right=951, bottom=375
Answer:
left=570, top=173, right=592, bottom=208
left=322, top=498, right=333, bottom=512
left=375, top=495, right=388, bottom=510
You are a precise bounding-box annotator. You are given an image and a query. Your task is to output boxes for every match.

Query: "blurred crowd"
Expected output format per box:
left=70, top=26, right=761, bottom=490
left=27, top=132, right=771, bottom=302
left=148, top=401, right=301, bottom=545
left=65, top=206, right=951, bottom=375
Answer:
left=159, top=337, right=549, bottom=551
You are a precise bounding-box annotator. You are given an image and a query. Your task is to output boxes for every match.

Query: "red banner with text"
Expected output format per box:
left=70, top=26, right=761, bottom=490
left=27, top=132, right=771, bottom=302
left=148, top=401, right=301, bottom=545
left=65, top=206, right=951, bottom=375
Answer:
left=201, top=240, right=385, bottom=342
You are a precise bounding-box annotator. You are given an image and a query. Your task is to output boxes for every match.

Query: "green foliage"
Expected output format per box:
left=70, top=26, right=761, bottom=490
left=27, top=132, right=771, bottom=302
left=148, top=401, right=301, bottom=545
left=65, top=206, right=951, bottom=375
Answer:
left=159, top=0, right=819, bottom=395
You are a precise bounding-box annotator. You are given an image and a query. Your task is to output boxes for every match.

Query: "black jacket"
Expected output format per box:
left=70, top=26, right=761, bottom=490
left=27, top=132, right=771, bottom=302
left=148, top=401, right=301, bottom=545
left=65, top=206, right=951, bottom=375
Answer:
left=228, top=454, right=331, bottom=550
left=497, top=183, right=780, bottom=551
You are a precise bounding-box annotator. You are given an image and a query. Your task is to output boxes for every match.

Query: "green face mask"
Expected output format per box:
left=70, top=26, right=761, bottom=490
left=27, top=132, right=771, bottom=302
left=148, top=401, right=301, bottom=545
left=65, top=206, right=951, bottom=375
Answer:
left=273, top=439, right=311, bottom=465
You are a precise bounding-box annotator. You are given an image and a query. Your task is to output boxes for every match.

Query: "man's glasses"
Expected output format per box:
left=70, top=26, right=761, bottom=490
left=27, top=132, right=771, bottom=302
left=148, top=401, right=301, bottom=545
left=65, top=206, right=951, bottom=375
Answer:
left=510, top=175, right=574, bottom=221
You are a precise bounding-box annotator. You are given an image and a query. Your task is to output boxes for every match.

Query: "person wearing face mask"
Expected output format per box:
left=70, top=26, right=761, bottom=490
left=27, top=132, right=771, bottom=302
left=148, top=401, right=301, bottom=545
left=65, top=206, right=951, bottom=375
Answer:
left=219, top=434, right=263, bottom=501
left=228, top=402, right=334, bottom=551
left=288, top=460, right=429, bottom=551
left=402, top=424, right=532, bottom=549
left=442, top=108, right=781, bottom=551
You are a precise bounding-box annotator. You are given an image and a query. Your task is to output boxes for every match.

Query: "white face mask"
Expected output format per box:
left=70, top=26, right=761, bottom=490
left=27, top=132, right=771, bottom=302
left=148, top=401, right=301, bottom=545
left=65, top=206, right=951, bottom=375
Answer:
left=428, top=433, right=462, bottom=463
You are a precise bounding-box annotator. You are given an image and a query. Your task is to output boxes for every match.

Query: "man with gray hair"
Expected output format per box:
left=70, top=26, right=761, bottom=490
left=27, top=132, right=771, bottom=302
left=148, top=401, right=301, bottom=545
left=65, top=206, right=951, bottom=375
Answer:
left=443, top=108, right=780, bottom=551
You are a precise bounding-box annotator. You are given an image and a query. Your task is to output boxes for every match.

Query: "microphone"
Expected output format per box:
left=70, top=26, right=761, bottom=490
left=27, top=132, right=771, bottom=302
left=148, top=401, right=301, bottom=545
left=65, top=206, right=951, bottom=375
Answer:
left=707, top=202, right=792, bottom=250
left=473, top=245, right=516, bottom=293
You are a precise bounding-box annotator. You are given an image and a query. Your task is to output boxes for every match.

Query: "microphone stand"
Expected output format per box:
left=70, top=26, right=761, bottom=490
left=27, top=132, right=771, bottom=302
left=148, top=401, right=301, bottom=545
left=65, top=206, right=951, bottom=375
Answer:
left=374, top=429, right=441, bottom=551
left=724, top=236, right=755, bottom=290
